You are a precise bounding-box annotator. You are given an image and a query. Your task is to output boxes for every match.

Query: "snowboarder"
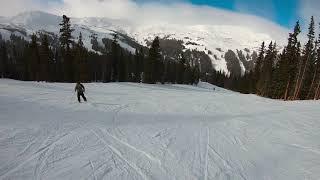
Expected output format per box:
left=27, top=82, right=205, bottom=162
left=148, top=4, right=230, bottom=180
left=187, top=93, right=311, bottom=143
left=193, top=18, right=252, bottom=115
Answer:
left=75, top=82, right=87, bottom=103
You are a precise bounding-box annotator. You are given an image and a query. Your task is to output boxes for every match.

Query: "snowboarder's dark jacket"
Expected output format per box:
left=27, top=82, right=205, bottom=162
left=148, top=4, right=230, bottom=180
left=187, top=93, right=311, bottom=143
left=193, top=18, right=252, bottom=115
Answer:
left=75, top=83, right=85, bottom=93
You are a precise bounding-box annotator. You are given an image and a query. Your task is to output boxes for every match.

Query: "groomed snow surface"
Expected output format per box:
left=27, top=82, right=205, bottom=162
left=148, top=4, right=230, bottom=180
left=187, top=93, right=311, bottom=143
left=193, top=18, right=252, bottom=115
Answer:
left=0, top=79, right=320, bottom=180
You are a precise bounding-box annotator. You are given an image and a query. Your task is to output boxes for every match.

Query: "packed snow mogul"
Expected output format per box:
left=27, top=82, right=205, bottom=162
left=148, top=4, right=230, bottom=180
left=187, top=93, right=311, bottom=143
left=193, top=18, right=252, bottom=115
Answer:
left=75, top=82, right=87, bottom=103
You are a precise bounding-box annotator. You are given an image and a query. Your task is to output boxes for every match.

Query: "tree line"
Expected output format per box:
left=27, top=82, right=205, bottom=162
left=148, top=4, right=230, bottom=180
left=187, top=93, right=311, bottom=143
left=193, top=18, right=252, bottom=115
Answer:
left=0, top=15, right=200, bottom=85
left=208, top=17, right=320, bottom=100
left=1, top=14, right=320, bottom=100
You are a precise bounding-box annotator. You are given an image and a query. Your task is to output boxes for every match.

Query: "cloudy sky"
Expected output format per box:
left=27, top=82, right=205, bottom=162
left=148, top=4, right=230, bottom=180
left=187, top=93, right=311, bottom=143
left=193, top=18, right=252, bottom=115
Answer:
left=0, top=0, right=318, bottom=30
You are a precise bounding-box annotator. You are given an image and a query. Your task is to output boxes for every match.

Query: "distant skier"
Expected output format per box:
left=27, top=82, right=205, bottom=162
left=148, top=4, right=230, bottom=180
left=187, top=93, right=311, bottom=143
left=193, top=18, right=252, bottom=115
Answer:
left=75, top=82, right=87, bottom=103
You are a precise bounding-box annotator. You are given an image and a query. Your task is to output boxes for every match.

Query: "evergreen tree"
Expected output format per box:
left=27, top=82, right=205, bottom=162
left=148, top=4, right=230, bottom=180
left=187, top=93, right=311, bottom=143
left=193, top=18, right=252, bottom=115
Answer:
left=153, top=37, right=163, bottom=83
left=306, top=37, right=319, bottom=99
left=91, top=33, right=100, bottom=52
left=275, top=21, right=301, bottom=100
left=257, top=41, right=277, bottom=97
left=59, top=15, right=74, bottom=82
left=111, top=34, right=120, bottom=81
left=160, top=59, right=166, bottom=84
left=139, top=47, right=145, bottom=81
left=139, top=47, right=146, bottom=79
left=183, top=62, right=192, bottom=84
left=162, top=59, right=169, bottom=83
left=27, top=34, right=40, bottom=81
left=74, top=32, right=89, bottom=82
left=39, top=34, right=51, bottom=81
left=118, top=49, right=127, bottom=82
left=294, top=18, right=314, bottom=99
left=59, top=15, right=74, bottom=51
left=0, top=42, right=8, bottom=78
left=127, top=52, right=134, bottom=82
left=176, top=54, right=186, bottom=84
left=193, top=65, right=200, bottom=85
left=145, top=36, right=161, bottom=84
left=313, top=28, right=320, bottom=100
left=78, top=32, right=84, bottom=47
left=166, top=60, right=176, bottom=83
left=254, top=41, right=265, bottom=93
left=54, top=49, right=64, bottom=82
left=271, top=48, right=287, bottom=99
left=133, top=47, right=145, bottom=83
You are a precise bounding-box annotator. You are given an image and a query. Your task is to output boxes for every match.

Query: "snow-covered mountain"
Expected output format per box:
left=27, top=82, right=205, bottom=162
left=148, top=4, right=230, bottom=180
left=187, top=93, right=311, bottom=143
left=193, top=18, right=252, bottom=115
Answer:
left=0, top=11, right=286, bottom=75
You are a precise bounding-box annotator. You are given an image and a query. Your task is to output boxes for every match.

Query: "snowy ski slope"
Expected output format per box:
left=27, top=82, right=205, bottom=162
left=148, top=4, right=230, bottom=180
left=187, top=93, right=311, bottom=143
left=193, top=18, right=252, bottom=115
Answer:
left=0, top=79, right=320, bottom=180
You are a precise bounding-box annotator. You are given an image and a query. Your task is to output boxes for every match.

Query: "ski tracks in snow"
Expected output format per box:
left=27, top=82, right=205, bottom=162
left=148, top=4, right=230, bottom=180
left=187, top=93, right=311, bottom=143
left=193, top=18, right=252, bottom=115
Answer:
left=201, top=103, right=210, bottom=180
left=90, top=128, right=149, bottom=180
left=102, top=128, right=162, bottom=166
left=204, top=127, right=210, bottom=180
left=0, top=131, right=74, bottom=179
left=33, top=131, right=75, bottom=180
left=77, top=136, right=97, bottom=180
left=16, top=138, right=37, bottom=157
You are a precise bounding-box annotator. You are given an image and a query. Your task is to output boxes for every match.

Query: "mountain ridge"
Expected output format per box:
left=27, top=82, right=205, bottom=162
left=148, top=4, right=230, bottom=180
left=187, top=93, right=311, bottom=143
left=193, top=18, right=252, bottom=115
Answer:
left=0, top=11, right=285, bottom=75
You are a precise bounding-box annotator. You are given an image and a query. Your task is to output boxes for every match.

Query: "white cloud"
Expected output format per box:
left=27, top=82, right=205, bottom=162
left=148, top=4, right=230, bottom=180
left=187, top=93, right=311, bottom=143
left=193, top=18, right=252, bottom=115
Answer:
left=0, top=0, right=289, bottom=42
left=0, top=0, right=44, bottom=16
left=299, top=0, right=320, bottom=20
left=299, top=0, right=320, bottom=29
left=296, top=0, right=319, bottom=43
left=48, top=0, right=139, bottom=19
